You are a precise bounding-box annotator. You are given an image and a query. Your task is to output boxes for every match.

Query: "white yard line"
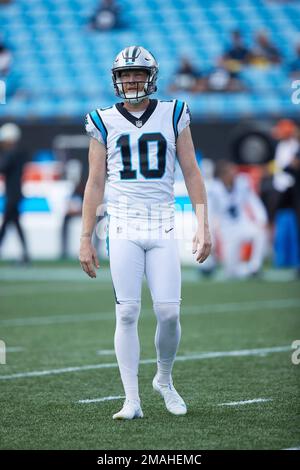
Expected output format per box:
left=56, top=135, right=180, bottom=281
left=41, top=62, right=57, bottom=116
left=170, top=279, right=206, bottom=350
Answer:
left=0, top=345, right=290, bottom=381
left=78, top=396, right=125, bottom=404
left=96, top=350, right=115, bottom=356
left=79, top=397, right=273, bottom=407
left=0, top=268, right=112, bottom=282
left=6, top=347, right=24, bottom=352
left=0, top=284, right=110, bottom=297
left=0, top=312, right=113, bottom=327
left=0, top=267, right=296, bottom=283
left=218, top=398, right=272, bottom=406
left=283, top=446, right=300, bottom=450
left=1, top=298, right=299, bottom=327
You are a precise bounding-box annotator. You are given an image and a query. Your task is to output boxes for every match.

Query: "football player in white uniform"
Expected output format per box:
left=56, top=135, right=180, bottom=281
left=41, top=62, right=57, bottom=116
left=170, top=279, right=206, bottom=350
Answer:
left=79, top=46, right=211, bottom=419
left=209, top=160, right=267, bottom=278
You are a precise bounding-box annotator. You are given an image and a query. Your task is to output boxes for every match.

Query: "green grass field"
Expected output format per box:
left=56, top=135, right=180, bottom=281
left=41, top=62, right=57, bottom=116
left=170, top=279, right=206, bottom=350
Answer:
left=0, top=263, right=299, bottom=450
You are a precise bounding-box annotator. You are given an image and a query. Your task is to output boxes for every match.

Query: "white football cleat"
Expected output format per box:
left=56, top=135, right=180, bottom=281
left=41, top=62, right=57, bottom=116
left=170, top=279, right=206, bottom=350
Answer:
left=112, top=399, right=143, bottom=420
left=152, top=374, right=187, bottom=416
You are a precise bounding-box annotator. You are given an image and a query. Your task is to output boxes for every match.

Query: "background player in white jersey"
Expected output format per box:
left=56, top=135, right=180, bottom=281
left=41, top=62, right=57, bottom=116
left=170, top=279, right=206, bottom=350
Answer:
left=209, top=160, right=267, bottom=278
left=79, top=46, right=211, bottom=419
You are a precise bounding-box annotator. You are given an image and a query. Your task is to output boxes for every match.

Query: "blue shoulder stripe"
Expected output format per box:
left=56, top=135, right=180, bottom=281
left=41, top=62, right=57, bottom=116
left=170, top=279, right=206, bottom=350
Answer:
left=90, top=110, right=108, bottom=144
left=172, top=100, right=185, bottom=139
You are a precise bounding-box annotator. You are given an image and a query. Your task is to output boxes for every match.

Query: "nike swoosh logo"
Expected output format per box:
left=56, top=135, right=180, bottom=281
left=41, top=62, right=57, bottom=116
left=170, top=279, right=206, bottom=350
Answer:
left=165, top=227, right=174, bottom=233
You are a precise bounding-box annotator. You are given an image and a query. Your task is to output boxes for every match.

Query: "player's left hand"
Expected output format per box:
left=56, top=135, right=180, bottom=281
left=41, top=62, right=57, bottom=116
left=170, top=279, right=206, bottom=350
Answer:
left=192, top=227, right=212, bottom=263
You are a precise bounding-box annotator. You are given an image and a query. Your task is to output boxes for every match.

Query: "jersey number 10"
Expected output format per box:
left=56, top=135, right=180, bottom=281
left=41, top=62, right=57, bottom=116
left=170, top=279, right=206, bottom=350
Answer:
left=116, top=132, right=167, bottom=180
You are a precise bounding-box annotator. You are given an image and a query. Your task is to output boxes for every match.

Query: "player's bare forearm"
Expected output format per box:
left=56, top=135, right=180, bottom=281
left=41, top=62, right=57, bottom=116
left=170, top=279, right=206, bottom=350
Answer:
left=183, top=171, right=212, bottom=262
left=79, top=138, right=106, bottom=278
left=177, top=126, right=212, bottom=262
left=183, top=170, right=209, bottom=228
left=81, top=181, right=104, bottom=237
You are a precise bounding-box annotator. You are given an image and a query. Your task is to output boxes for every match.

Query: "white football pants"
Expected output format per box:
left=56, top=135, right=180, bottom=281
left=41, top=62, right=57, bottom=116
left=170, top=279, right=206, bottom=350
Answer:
left=107, top=216, right=182, bottom=401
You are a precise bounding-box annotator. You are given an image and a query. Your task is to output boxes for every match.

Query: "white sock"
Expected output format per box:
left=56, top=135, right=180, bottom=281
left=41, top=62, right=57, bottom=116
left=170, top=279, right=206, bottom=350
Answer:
left=114, top=302, right=141, bottom=402
left=153, top=302, right=181, bottom=385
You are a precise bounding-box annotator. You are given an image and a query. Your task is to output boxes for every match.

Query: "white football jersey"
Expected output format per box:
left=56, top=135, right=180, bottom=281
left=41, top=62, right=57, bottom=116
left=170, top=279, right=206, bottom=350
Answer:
left=85, top=99, right=190, bottom=221
left=208, top=175, right=267, bottom=227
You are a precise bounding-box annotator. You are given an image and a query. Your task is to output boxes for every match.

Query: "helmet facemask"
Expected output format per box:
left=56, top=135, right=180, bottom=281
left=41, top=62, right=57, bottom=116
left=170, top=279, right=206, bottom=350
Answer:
left=112, top=46, right=159, bottom=102
left=112, top=67, right=158, bottom=103
left=115, top=71, right=149, bottom=104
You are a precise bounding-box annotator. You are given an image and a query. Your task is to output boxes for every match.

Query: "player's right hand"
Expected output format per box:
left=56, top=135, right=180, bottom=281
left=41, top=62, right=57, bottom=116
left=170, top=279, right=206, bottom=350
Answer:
left=192, top=226, right=212, bottom=264
left=79, top=239, right=100, bottom=278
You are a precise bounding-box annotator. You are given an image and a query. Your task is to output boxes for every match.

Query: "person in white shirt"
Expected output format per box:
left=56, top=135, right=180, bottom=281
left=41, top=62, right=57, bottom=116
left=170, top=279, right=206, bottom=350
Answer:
left=79, top=46, right=211, bottom=420
left=272, top=119, right=299, bottom=194
left=209, top=160, right=267, bottom=278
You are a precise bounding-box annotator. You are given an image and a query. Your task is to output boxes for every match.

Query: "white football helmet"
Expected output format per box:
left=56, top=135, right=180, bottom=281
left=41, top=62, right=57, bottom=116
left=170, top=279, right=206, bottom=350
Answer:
left=112, top=46, right=158, bottom=103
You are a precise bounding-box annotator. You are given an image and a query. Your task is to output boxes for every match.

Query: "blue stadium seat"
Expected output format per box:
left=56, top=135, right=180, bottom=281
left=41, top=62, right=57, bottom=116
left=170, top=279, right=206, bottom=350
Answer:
left=0, top=0, right=299, bottom=118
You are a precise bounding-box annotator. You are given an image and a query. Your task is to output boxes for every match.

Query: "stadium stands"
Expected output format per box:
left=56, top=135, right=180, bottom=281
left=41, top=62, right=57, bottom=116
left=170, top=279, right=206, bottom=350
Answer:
left=0, top=0, right=299, bottom=119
